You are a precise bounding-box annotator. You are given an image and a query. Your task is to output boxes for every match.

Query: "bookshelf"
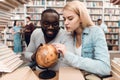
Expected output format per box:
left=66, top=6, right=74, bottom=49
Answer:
left=104, top=0, right=120, bottom=50
left=6, top=0, right=120, bottom=51
left=84, top=0, right=120, bottom=51
left=0, top=0, right=29, bottom=50
left=85, top=0, right=103, bottom=24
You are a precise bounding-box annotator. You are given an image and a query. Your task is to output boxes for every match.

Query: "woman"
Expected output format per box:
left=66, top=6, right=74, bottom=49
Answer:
left=24, top=16, right=35, bottom=46
left=53, top=1, right=111, bottom=76
left=12, top=20, right=22, bottom=53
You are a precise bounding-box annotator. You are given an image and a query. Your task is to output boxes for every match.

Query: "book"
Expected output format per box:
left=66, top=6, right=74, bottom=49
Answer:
left=0, top=45, right=23, bottom=72
left=0, top=66, right=39, bottom=80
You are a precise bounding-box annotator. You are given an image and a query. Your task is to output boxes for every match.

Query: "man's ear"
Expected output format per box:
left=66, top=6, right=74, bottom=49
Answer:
left=40, top=43, right=43, bottom=46
left=40, top=20, right=42, bottom=26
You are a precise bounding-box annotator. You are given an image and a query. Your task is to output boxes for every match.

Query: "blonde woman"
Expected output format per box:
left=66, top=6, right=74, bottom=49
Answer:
left=53, top=1, right=111, bottom=76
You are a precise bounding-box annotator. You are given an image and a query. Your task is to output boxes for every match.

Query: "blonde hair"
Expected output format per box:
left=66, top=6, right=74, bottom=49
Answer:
left=63, top=1, right=94, bottom=28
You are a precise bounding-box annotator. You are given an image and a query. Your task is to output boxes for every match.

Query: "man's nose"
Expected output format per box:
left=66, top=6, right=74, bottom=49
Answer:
left=48, top=24, right=54, bottom=29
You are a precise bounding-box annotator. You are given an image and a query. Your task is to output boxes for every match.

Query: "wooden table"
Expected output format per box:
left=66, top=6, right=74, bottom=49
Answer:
left=0, top=66, right=117, bottom=80
left=34, top=67, right=85, bottom=80
left=34, top=67, right=116, bottom=80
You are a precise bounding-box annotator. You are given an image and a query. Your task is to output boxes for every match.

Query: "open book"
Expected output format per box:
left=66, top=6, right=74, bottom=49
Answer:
left=0, top=45, right=23, bottom=72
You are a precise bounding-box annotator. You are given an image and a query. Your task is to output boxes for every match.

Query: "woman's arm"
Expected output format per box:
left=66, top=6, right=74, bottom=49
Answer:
left=55, top=28, right=111, bottom=76
left=65, top=28, right=111, bottom=76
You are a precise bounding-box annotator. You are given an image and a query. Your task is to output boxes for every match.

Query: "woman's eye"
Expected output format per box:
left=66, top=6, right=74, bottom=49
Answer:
left=68, top=18, right=73, bottom=20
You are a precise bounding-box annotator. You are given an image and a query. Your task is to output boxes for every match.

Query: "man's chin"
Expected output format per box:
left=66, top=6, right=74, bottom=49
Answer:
left=46, top=35, right=55, bottom=38
left=46, top=33, right=55, bottom=38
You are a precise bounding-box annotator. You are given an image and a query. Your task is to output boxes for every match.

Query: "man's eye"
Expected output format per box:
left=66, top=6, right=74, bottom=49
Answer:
left=53, top=23, right=59, bottom=26
left=43, top=22, right=49, bottom=25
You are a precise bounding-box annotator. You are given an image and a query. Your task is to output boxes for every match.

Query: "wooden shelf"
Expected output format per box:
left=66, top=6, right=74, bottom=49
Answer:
left=0, top=0, right=29, bottom=33
left=0, top=0, right=29, bottom=11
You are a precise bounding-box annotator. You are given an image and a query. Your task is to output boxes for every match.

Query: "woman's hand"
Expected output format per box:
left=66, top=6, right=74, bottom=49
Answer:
left=11, top=30, right=16, bottom=35
left=52, top=43, right=67, bottom=57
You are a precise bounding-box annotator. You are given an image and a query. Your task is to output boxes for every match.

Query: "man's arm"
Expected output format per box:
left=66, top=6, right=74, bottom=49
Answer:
left=24, top=30, right=36, bottom=61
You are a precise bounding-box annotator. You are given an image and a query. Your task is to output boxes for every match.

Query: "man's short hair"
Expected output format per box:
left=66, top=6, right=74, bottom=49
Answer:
left=41, top=8, right=60, bottom=20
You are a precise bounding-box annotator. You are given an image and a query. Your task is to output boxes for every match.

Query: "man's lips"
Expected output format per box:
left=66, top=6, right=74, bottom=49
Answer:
left=47, top=30, right=54, bottom=34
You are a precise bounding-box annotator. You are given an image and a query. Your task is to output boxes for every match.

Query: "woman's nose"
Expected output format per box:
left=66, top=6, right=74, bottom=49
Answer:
left=64, top=20, right=68, bottom=25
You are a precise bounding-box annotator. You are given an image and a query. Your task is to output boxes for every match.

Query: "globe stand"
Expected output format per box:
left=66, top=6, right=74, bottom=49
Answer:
left=39, top=68, right=56, bottom=79
left=34, top=43, right=57, bottom=79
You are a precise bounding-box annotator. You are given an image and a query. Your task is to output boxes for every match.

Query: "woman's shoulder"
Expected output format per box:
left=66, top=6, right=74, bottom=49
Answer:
left=89, top=25, right=103, bottom=32
left=89, top=25, right=105, bottom=36
left=84, top=25, right=104, bottom=35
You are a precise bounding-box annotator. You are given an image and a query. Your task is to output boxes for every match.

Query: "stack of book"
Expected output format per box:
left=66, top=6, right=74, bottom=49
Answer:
left=0, top=45, right=23, bottom=72
left=0, top=66, right=39, bottom=80
left=111, top=58, right=120, bottom=80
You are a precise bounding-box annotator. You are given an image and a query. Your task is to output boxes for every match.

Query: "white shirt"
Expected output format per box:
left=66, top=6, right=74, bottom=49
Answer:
left=75, top=45, right=82, bottom=56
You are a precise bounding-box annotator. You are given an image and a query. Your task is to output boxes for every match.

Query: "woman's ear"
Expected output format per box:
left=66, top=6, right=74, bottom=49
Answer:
left=80, top=21, right=82, bottom=26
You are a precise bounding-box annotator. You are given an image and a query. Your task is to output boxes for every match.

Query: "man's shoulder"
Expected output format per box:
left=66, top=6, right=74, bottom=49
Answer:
left=58, top=29, right=72, bottom=37
left=59, top=29, right=71, bottom=35
left=32, top=28, right=42, bottom=35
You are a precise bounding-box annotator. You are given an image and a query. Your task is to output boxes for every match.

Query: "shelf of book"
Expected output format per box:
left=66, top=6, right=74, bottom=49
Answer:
left=104, top=0, right=120, bottom=51
left=6, top=0, right=120, bottom=51
left=86, top=0, right=120, bottom=51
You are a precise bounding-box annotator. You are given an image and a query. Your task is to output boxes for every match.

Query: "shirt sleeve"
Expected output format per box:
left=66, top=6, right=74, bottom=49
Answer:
left=24, top=30, right=36, bottom=61
left=60, top=31, right=74, bottom=53
left=64, top=28, right=111, bottom=76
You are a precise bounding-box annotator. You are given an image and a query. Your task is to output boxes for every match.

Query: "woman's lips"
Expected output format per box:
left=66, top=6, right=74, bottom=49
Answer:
left=66, top=26, right=70, bottom=30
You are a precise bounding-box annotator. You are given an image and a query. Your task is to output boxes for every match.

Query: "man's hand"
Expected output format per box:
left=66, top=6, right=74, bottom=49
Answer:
left=31, top=53, right=36, bottom=61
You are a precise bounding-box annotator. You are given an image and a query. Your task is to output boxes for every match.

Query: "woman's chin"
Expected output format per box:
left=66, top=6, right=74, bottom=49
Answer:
left=66, top=29, right=72, bottom=32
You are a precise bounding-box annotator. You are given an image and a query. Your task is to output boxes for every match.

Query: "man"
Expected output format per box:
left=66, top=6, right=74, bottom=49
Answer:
left=24, top=16, right=35, bottom=46
left=97, top=19, right=108, bottom=33
left=24, top=9, right=73, bottom=70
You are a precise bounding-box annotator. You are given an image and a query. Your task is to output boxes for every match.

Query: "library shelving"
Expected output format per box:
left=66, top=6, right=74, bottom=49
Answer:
left=0, top=0, right=29, bottom=49
left=1, top=0, right=120, bottom=51
left=104, top=0, right=120, bottom=50
left=85, top=0, right=120, bottom=51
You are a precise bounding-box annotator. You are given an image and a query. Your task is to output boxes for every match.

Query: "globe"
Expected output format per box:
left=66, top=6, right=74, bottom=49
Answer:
left=36, top=44, right=58, bottom=68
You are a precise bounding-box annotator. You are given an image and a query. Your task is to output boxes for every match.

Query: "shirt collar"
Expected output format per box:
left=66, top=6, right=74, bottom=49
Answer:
left=83, top=27, right=90, bottom=35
